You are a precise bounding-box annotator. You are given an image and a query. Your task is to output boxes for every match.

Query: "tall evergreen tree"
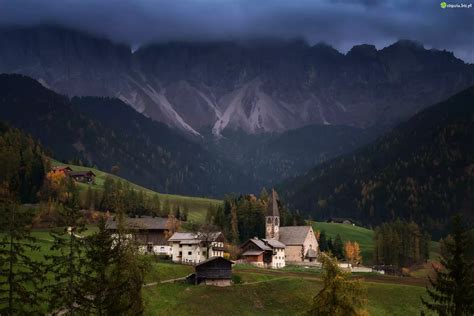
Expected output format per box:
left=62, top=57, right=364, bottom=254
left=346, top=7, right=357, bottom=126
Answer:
left=422, top=216, right=474, bottom=315
left=309, top=254, right=368, bottom=316
left=333, top=234, right=344, bottom=259
left=46, top=178, right=87, bottom=315
left=319, top=230, right=328, bottom=252
left=0, top=186, right=45, bottom=315
left=79, top=216, right=119, bottom=314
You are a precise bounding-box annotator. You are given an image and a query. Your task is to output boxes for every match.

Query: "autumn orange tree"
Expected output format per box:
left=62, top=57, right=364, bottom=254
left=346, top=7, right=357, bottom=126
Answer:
left=344, top=241, right=362, bottom=264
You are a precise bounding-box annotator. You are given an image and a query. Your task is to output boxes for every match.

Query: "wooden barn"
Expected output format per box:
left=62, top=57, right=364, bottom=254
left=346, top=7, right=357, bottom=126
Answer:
left=69, top=170, right=96, bottom=184
left=194, top=257, right=233, bottom=286
left=106, top=216, right=171, bottom=255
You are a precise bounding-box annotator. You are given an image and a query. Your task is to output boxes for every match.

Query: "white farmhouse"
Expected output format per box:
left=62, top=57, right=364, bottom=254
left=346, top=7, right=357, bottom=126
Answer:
left=168, top=232, right=225, bottom=264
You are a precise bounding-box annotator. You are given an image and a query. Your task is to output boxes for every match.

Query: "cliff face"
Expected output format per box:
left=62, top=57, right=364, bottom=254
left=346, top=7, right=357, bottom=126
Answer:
left=1, top=25, right=473, bottom=136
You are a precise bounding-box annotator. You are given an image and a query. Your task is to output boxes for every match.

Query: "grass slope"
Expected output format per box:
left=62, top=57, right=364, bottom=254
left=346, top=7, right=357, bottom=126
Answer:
left=50, top=159, right=221, bottom=222
left=310, top=221, right=375, bottom=264
left=144, top=262, right=433, bottom=316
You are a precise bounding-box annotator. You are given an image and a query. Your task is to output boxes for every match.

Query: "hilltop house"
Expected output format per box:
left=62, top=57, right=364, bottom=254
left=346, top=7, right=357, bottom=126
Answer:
left=106, top=216, right=171, bottom=255
left=69, top=170, right=96, bottom=184
left=240, top=238, right=286, bottom=269
left=169, top=231, right=225, bottom=264
left=265, top=189, right=319, bottom=263
left=52, top=166, right=73, bottom=174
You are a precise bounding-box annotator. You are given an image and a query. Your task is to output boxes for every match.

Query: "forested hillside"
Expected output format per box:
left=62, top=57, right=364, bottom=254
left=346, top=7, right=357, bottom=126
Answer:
left=0, top=74, right=252, bottom=197
left=281, top=86, right=474, bottom=236
left=0, top=123, right=46, bottom=202
left=205, top=124, right=383, bottom=186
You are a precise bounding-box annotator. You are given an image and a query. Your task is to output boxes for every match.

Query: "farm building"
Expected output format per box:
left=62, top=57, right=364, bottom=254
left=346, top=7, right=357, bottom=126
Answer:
left=194, top=256, right=233, bottom=286
left=69, top=170, right=96, bottom=184
left=169, top=231, right=225, bottom=264
left=326, top=217, right=355, bottom=225
left=52, top=166, right=73, bottom=174
left=106, top=216, right=171, bottom=255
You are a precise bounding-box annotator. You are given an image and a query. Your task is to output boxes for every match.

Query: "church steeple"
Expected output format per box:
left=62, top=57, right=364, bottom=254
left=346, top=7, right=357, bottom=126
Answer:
left=265, top=189, right=280, bottom=240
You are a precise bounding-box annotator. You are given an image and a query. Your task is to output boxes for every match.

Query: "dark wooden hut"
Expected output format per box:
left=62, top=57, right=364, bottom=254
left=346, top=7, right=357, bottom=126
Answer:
left=194, top=257, right=233, bottom=286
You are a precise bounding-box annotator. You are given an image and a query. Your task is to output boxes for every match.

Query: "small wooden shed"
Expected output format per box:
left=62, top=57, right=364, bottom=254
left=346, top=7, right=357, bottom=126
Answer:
left=194, top=256, right=233, bottom=286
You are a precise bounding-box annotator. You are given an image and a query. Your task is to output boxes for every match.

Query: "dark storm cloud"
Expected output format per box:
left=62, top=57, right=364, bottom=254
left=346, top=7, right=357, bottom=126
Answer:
left=0, top=0, right=473, bottom=61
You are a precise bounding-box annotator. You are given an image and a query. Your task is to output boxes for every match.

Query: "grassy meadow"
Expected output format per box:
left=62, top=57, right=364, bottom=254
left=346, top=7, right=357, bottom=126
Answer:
left=50, top=159, right=221, bottom=222
left=143, top=261, right=433, bottom=316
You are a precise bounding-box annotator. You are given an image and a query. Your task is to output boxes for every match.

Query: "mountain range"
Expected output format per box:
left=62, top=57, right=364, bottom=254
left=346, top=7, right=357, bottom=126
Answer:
left=1, top=25, right=473, bottom=137
left=281, top=86, right=474, bottom=236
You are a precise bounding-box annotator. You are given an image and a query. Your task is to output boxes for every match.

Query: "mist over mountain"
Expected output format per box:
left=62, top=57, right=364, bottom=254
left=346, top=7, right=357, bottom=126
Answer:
left=1, top=25, right=473, bottom=137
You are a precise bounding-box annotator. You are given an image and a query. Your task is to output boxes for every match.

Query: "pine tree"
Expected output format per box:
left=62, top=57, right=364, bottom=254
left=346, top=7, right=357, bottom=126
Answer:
left=106, top=211, right=149, bottom=314
left=46, top=179, right=87, bottom=314
left=334, top=234, right=344, bottom=259
left=79, top=216, right=117, bottom=314
left=0, top=186, right=45, bottom=315
left=309, top=254, right=368, bottom=316
left=319, top=230, right=328, bottom=252
left=230, top=205, right=240, bottom=244
left=182, top=203, right=189, bottom=222
left=422, top=216, right=474, bottom=315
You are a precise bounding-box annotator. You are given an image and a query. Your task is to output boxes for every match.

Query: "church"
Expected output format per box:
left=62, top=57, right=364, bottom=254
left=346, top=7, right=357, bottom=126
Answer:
left=265, top=189, right=319, bottom=263
left=241, top=189, right=319, bottom=266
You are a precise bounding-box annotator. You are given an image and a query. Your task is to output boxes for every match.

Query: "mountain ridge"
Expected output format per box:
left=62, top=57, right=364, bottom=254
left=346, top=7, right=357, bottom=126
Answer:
left=1, top=25, right=473, bottom=136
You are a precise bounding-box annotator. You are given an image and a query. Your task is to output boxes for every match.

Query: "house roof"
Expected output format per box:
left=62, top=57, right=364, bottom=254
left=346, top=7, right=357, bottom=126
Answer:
left=168, top=231, right=223, bottom=242
left=106, top=216, right=167, bottom=230
left=69, top=170, right=96, bottom=177
left=262, top=238, right=286, bottom=248
left=240, top=238, right=285, bottom=251
left=195, top=256, right=233, bottom=267
left=266, top=189, right=280, bottom=217
left=326, top=217, right=354, bottom=223
left=52, top=166, right=72, bottom=172
left=279, top=226, right=312, bottom=245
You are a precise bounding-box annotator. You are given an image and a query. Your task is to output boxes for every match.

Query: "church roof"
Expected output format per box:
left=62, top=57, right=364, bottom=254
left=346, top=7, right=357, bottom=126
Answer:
left=262, top=239, right=286, bottom=249
left=279, top=226, right=312, bottom=245
left=266, top=189, right=280, bottom=217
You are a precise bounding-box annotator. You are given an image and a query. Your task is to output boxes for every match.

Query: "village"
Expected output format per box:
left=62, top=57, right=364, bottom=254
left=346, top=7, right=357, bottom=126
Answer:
left=104, top=189, right=373, bottom=286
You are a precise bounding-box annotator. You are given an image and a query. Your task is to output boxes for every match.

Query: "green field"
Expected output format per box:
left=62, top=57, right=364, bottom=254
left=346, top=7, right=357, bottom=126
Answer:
left=310, top=221, right=375, bottom=264
left=50, top=159, right=221, bottom=222
left=143, top=262, right=433, bottom=316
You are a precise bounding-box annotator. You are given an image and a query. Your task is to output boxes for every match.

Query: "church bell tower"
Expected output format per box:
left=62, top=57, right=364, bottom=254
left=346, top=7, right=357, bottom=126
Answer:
left=265, top=189, right=280, bottom=240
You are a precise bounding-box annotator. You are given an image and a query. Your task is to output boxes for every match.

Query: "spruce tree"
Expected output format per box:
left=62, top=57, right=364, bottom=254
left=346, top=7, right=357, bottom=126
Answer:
left=0, top=187, right=45, bottom=315
left=319, top=230, right=328, bottom=252
left=46, top=179, right=87, bottom=315
left=79, top=216, right=119, bottom=314
left=334, top=234, right=344, bottom=259
left=422, top=216, right=474, bottom=315
left=309, top=254, right=368, bottom=316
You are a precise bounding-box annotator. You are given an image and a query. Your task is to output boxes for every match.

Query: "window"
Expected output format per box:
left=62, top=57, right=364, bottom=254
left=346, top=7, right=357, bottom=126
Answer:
left=188, top=251, right=192, bottom=255
left=203, top=251, right=207, bottom=256
left=179, top=244, right=182, bottom=248
left=147, top=243, right=153, bottom=253
left=179, top=251, right=182, bottom=256
left=275, top=218, right=279, bottom=225
left=267, top=217, right=272, bottom=223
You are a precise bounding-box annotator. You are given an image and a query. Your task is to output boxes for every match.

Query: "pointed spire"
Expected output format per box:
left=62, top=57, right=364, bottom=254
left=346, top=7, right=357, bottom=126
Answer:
left=266, top=189, right=280, bottom=217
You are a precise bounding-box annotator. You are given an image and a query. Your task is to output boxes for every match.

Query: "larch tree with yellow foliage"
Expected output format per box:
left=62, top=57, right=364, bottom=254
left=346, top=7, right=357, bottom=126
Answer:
left=309, top=254, right=368, bottom=316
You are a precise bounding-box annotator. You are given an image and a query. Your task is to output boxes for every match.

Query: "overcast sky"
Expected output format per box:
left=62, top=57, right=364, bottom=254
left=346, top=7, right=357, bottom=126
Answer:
left=0, top=0, right=473, bottom=62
